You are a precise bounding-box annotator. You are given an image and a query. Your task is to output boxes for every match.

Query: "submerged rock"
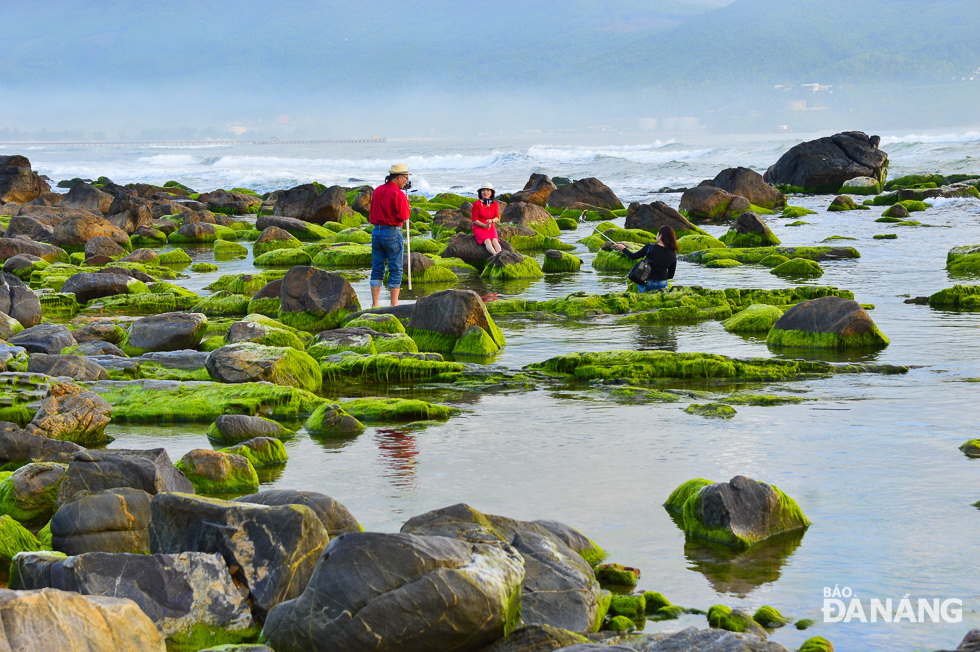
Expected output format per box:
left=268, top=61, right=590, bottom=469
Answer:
left=664, top=476, right=810, bottom=548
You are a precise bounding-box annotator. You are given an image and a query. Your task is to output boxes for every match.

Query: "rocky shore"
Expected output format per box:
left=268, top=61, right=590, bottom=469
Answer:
left=0, top=132, right=978, bottom=651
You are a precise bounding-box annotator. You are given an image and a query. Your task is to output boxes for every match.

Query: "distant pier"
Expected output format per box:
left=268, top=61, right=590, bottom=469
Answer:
left=0, top=137, right=386, bottom=147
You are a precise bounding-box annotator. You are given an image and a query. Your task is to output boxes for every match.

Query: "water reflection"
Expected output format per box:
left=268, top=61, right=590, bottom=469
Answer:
left=682, top=529, right=806, bottom=598
left=307, top=431, right=360, bottom=453
left=374, top=427, right=420, bottom=492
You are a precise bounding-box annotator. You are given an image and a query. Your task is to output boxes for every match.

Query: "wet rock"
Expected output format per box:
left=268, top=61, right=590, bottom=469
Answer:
left=2, top=252, right=43, bottom=276
left=827, top=195, right=869, bottom=211
left=205, top=342, right=321, bottom=392
left=175, top=449, right=259, bottom=495
left=679, top=186, right=751, bottom=221
left=8, top=322, right=75, bottom=353
left=263, top=531, right=525, bottom=652
left=208, top=414, right=295, bottom=445
left=708, top=167, right=786, bottom=209
left=83, top=236, right=127, bottom=259
left=50, top=487, right=152, bottom=554
left=27, top=353, right=109, bottom=381
left=256, top=214, right=329, bottom=240
left=56, top=448, right=193, bottom=505
left=767, top=295, right=889, bottom=349
left=50, top=213, right=130, bottom=250
left=510, top=173, right=557, bottom=206
left=625, top=201, right=702, bottom=237
left=72, top=321, right=125, bottom=344
left=235, top=489, right=361, bottom=537
left=12, top=550, right=253, bottom=638
left=62, top=272, right=142, bottom=304
left=0, top=427, right=83, bottom=466
left=126, top=311, right=208, bottom=353
left=117, top=248, right=159, bottom=264
left=719, top=213, right=781, bottom=248
left=0, top=237, right=68, bottom=263
left=62, top=183, right=115, bottom=214
left=273, top=183, right=354, bottom=224
left=0, top=461, right=66, bottom=523
left=0, top=272, right=42, bottom=328
left=664, top=476, right=810, bottom=548
left=149, top=492, right=329, bottom=621
left=0, top=155, right=50, bottom=204
left=73, top=339, right=126, bottom=357
left=501, top=201, right=554, bottom=230
left=0, top=587, right=166, bottom=650
left=626, top=626, right=789, bottom=651
left=279, top=266, right=360, bottom=331
left=4, top=214, right=56, bottom=241
left=407, top=288, right=505, bottom=356
left=402, top=503, right=604, bottom=631
left=203, top=189, right=261, bottom=215
left=764, top=130, right=889, bottom=193
left=441, top=231, right=517, bottom=267
left=548, top=177, right=623, bottom=210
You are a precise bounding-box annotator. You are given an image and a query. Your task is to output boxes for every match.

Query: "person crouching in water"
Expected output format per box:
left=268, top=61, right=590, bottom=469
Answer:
left=369, top=163, right=411, bottom=307
left=615, top=225, right=678, bottom=292
left=471, top=182, right=502, bottom=255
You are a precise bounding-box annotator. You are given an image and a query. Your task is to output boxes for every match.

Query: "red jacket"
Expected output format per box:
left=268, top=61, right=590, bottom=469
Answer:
left=471, top=200, right=499, bottom=224
left=369, top=181, right=410, bottom=226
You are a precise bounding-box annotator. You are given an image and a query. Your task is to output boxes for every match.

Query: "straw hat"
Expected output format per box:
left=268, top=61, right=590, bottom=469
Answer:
left=388, top=163, right=411, bottom=175
left=479, top=182, right=494, bottom=190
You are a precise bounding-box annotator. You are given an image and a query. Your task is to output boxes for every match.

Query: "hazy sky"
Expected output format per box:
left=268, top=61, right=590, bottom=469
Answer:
left=1, top=0, right=977, bottom=138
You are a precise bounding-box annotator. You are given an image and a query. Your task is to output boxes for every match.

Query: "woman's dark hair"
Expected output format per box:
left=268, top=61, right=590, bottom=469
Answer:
left=479, top=187, right=495, bottom=200
left=658, top=225, right=679, bottom=253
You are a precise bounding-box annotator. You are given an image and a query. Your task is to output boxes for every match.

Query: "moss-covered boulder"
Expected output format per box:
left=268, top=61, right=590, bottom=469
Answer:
left=677, top=234, right=725, bottom=254
left=252, top=226, right=302, bottom=257
left=206, top=414, right=295, bottom=445
left=928, top=284, right=980, bottom=308
left=706, top=605, right=768, bottom=637
left=406, top=289, right=506, bottom=357
left=190, top=291, right=249, bottom=318
left=253, top=248, right=313, bottom=267
left=771, top=258, right=824, bottom=278
left=827, top=195, right=870, bottom=211
left=541, top=250, right=583, bottom=273
left=0, top=514, right=45, bottom=577
left=175, top=449, right=259, bottom=496
left=345, top=312, right=406, bottom=334
left=753, top=605, right=790, bottom=628
left=946, top=245, right=980, bottom=274
left=311, top=244, right=372, bottom=268
left=665, top=475, right=810, bottom=548
left=722, top=304, right=784, bottom=333
left=840, top=176, right=882, bottom=195
left=225, top=314, right=307, bottom=351
left=679, top=186, right=750, bottom=221
left=959, top=439, right=980, bottom=458
left=339, top=397, right=456, bottom=423
left=608, top=594, right=645, bottom=628
left=595, top=562, right=638, bottom=588
left=303, top=403, right=364, bottom=437
left=685, top=403, right=736, bottom=418
left=719, top=212, right=780, bottom=248
left=0, top=462, right=65, bottom=524
left=306, top=327, right=418, bottom=358
left=91, top=379, right=325, bottom=423
left=592, top=248, right=636, bottom=271
left=205, top=343, right=321, bottom=392
left=767, top=296, right=888, bottom=349
left=480, top=250, right=544, bottom=281
left=320, top=352, right=464, bottom=386
left=213, top=238, right=248, bottom=257
left=278, top=266, right=360, bottom=333
left=219, top=437, right=288, bottom=469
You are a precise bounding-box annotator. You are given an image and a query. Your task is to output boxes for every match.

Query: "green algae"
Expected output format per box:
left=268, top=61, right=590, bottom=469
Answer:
left=82, top=293, right=197, bottom=316
left=157, top=249, right=194, bottom=265
left=722, top=304, right=784, bottom=333
left=873, top=233, right=898, bottom=240
left=928, top=285, right=980, bottom=307
left=278, top=307, right=355, bottom=333
left=345, top=313, right=406, bottom=334
left=0, top=514, right=45, bottom=578
left=685, top=403, right=736, bottom=418
left=333, top=228, right=372, bottom=245
left=219, top=438, right=289, bottom=468
left=720, top=394, right=807, bottom=406
left=312, top=245, right=373, bottom=268
left=541, top=251, right=583, bottom=273
left=771, top=258, right=824, bottom=278
left=253, top=249, right=313, bottom=267
left=959, top=439, right=980, bottom=457
left=608, top=594, right=645, bottom=627
left=786, top=220, right=810, bottom=226
left=595, top=563, right=637, bottom=588
left=0, top=467, right=63, bottom=524
left=605, top=615, right=636, bottom=632
left=39, top=293, right=80, bottom=320
left=753, top=605, right=790, bottom=628
left=677, top=234, right=725, bottom=254
left=480, top=256, right=544, bottom=280
left=339, top=397, right=456, bottom=423
left=92, top=381, right=326, bottom=423
left=175, top=450, right=259, bottom=495
left=592, top=249, right=635, bottom=271
left=687, top=246, right=859, bottom=265
left=213, top=239, right=249, bottom=257
left=885, top=173, right=947, bottom=190
left=799, top=636, right=834, bottom=652
left=705, top=258, right=743, bottom=268
left=707, top=605, right=761, bottom=633
left=720, top=229, right=781, bottom=248
left=303, top=403, right=365, bottom=437
left=206, top=415, right=295, bottom=445
left=766, top=325, right=889, bottom=350
left=190, top=263, right=217, bottom=273
left=782, top=206, right=816, bottom=218
left=320, top=353, right=465, bottom=386
left=190, top=291, right=250, bottom=318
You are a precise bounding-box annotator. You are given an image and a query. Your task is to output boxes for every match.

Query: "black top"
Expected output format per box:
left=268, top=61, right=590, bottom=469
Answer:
left=623, top=243, right=677, bottom=280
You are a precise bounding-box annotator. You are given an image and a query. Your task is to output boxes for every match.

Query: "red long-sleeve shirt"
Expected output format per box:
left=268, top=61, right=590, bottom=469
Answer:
left=369, top=181, right=410, bottom=226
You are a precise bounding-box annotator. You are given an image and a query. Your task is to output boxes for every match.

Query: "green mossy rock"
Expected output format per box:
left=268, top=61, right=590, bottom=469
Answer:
left=782, top=206, right=816, bottom=218
left=130, top=229, right=167, bottom=246
left=885, top=173, right=947, bottom=190
left=946, top=246, right=980, bottom=274
left=452, top=325, right=501, bottom=357
left=685, top=403, right=736, bottom=418
left=191, top=292, right=250, bottom=318
left=720, top=394, right=806, bottom=406
left=827, top=195, right=869, bottom=212
left=707, top=605, right=765, bottom=635
left=207, top=273, right=276, bottom=296
left=312, top=245, right=373, bottom=268
left=556, top=217, right=578, bottom=230
left=320, top=353, right=464, bottom=386
left=481, top=255, right=544, bottom=280
left=333, top=228, right=372, bottom=245
left=799, top=636, right=834, bottom=652
left=753, top=605, right=790, bottom=628
left=345, top=313, right=406, bottom=334
left=213, top=239, right=249, bottom=257
left=595, top=563, right=638, bottom=588
left=873, top=233, right=897, bottom=240
left=0, top=463, right=65, bottom=524
left=247, top=296, right=281, bottom=318
left=677, top=234, right=725, bottom=254
left=82, top=293, right=197, bottom=316
left=303, top=403, right=365, bottom=437
left=339, top=397, right=456, bottom=423
left=771, top=258, right=823, bottom=278
left=605, top=615, right=636, bottom=633
left=253, top=249, right=313, bottom=267
left=665, top=476, right=811, bottom=548
left=592, top=249, right=635, bottom=271
left=786, top=220, right=809, bottom=226
left=40, top=293, right=80, bottom=320
left=541, top=251, right=583, bottom=273
left=959, top=439, right=980, bottom=457
left=687, top=246, right=859, bottom=265
left=176, top=449, right=259, bottom=496
left=608, top=594, right=646, bottom=626
left=92, top=380, right=326, bottom=423
left=253, top=235, right=303, bottom=257
left=928, top=285, right=980, bottom=307
left=0, top=514, right=45, bottom=577
left=758, top=254, right=790, bottom=268
left=795, top=619, right=817, bottom=630
left=157, top=249, right=194, bottom=266
left=191, top=263, right=218, bottom=273
left=898, top=199, right=930, bottom=212
left=219, top=437, right=289, bottom=468
left=206, top=343, right=321, bottom=392
left=206, top=415, right=296, bottom=445
left=705, top=258, right=743, bottom=268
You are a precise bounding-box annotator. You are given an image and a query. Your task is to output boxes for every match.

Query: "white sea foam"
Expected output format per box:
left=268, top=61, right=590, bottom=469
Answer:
left=881, top=132, right=980, bottom=145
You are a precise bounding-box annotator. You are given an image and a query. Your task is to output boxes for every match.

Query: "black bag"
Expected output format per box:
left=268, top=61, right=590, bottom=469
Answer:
left=628, top=258, right=652, bottom=284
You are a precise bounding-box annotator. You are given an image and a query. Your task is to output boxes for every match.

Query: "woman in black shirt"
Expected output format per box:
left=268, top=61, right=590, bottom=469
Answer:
left=615, top=225, right=678, bottom=292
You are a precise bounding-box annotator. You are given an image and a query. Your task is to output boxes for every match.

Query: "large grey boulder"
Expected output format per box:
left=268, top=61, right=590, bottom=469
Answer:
left=12, top=551, right=254, bottom=638
left=62, top=183, right=115, bottom=214
left=56, top=448, right=193, bottom=506
left=510, top=173, right=557, bottom=206
left=407, top=289, right=502, bottom=348
left=625, top=201, right=702, bottom=237
left=767, top=295, right=889, bottom=349
left=62, top=272, right=143, bottom=304
left=719, top=212, right=781, bottom=248
left=273, top=183, right=354, bottom=224
left=279, top=266, right=360, bottom=330
left=0, top=587, right=166, bottom=650
left=126, top=311, right=208, bottom=352
left=402, top=503, right=603, bottom=631
left=441, top=232, right=516, bottom=267
left=0, top=272, right=42, bottom=328
left=0, top=155, right=50, bottom=204
left=764, top=130, right=889, bottom=193
left=235, top=489, right=361, bottom=538
left=0, top=426, right=83, bottom=466
left=50, top=487, right=153, bottom=555
left=27, top=353, right=109, bottom=381
left=8, top=322, right=75, bottom=353
left=679, top=186, right=751, bottom=221
left=707, top=167, right=786, bottom=210
left=547, top=178, right=623, bottom=210
left=149, top=492, right=329, bottom=621
left=205, top=342, right=321, bottom=392
left=263, top=531, right=525, bottom=652
left=0, top=237, right=67, bottom=263
left=208, top=414, right=294, bottom=445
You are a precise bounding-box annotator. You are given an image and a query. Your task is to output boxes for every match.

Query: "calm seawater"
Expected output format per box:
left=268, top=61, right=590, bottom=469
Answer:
left=12, top=130, right=980, bottom=650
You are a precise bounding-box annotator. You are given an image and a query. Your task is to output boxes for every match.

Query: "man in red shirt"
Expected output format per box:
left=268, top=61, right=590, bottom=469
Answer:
left=369, top=163, right=411, bottom=307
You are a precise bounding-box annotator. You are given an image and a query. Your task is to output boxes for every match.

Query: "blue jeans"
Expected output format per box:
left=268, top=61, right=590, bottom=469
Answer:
left=370, top=226, right=404, bottom=288
left=637, top=279, right=669, bottom=293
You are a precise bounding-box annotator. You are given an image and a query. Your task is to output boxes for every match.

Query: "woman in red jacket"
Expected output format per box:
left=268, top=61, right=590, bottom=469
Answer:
left=471, top=182, right=502, bottom=255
